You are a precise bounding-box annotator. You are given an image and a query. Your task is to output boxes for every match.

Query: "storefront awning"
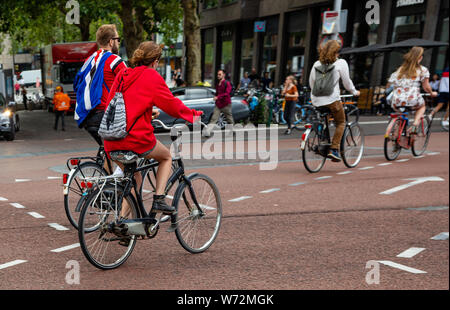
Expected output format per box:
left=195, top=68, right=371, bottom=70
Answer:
left=383, top=38, right=449, bottom=49
left=340, top=44, right=391, bottom=55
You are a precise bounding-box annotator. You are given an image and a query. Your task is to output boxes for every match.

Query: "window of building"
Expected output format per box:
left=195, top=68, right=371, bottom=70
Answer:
left=221, top=26, right=234, bottom=79
left=203, top=0, right=218, bottom=9
left=285, top=11, right=307, bottom=82
left=203, top=28, right=214, bottom=84
left=261, top=16, right=279, bottom=82
left=434, top=15, right=449, bottom=74
left=240, top=22, right=254, bottom=80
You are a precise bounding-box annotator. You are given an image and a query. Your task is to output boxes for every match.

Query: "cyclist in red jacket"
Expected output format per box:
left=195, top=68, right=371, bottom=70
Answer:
left=104, top=41, right=203, bottom=214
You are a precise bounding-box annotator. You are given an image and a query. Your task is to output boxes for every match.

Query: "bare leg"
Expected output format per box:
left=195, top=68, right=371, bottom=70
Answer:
left=413, top=105, right=426, bottom=127
left=143, top=140, right=172, bottom=196
left=431, top=102, right=444, bottom=117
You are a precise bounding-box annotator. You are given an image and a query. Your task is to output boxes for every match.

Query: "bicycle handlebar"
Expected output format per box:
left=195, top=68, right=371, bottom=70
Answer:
left=151, top=118, right=207, bottom=131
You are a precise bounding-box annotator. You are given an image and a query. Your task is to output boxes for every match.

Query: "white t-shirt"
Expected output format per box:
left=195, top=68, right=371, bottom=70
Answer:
left=309, top=59, right=358, bottom=107
left=439, top=74, right=449, bottom=93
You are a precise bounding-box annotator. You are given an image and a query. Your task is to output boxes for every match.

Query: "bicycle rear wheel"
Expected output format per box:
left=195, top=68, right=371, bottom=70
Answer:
left=412, top=117, right=431, bottom=156
left=384, top=119, right=402, bottom=161
left=78, top=185, right=138, bottom=270
left=173, top=174, right=222, bottom=254
left=64, top=162, right=107, bottom=230
left=302, top=129, right=326, bottom=173
left=341, top=124, right=364, bottom=168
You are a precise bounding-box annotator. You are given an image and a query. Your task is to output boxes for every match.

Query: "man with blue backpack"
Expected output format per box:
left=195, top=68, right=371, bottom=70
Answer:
left=74, top=24, right=127, bottom=146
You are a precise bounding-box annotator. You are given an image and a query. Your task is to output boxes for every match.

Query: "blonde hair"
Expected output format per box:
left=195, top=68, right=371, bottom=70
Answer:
left=287, top=75, right=297, bottom=86
left=319, top=40, right=341, bottom=65
left=130, top=41, right=164, bottom=68
left=397, top=46, right=424, bottom=79
left=96, top=24, right=117, bottom=47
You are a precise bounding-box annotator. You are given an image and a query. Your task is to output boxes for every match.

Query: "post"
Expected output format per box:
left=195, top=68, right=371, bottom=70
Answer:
left=332, top=0, right=342, bottom=40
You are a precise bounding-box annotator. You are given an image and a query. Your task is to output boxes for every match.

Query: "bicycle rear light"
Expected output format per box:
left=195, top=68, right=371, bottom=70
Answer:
left=87, top=182, right=93, bottom=189
left=304, top=124, right=312, bottom=129
left=80, top=181, right=86, bottom=188
left=70, top=159, right=79, bottom=166
left=302, top=133, right=307, bottom=141
left=63, top=174, right=68, bottom=184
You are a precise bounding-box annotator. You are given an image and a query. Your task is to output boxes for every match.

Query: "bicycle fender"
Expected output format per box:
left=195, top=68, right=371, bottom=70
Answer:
left=300, top=128, right=312, bottom=150
left=63, top=168, right=77, bottom=195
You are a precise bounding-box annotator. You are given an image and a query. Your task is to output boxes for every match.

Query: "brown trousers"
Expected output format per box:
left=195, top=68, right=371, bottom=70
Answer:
left=327, top=101, right=346, bottom=150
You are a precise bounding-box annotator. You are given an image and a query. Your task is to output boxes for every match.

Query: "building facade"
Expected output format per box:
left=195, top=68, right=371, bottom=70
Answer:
left=199, top=0, right=449, bottom=88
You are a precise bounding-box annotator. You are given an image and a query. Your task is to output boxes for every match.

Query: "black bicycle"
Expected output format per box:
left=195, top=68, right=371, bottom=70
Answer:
left=77, top=119, right=222, bottom=270
left=300, top=96, right=364, bottom=173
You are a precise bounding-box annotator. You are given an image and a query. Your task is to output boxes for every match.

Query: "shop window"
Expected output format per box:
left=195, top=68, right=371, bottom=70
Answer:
left=203, top=0, right=218, bottom=9
left=203, top=28, right=214, bottom=84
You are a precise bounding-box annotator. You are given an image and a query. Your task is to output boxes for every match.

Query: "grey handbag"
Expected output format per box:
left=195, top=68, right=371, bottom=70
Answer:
left=98, top=75, right=142, bottom=141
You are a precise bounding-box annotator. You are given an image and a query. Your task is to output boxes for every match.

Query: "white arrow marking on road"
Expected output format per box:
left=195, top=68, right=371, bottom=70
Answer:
left=0, top=260, right=28, bottom=270
left=377, top=260, right=427, bottom=274
left=379, top=177, right=445, bottom=195
left=397, top=247, right=425, bottom=258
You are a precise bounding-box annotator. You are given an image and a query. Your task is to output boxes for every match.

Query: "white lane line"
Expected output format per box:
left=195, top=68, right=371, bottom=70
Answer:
left=359, top=166, right=374, bottom=170
left=228, top=196, right=252, bottom=202
left=379, top=177, right=445, bottom=195
left=396, top=247, right=425, bottom=258
left=27, top=212, right=45, bottom=219
left=427, top=152, right=440, bottom=156
left=378, top=163, right=392, bottom=166
left=47, top=176, right=62, bottom=180
left=48, top=223, right=70, bottom=231
left=337, top=171, right=352, bottom=175
left=15, top=179, right=31, bottom=183
left=259, top=188, right=280, bottom=194
left=289, top=182, right=306, bottom=186
left=315, top=176, right=332, bottom=180
left=396, top=159, right=409, bottom=162
left=414, top=155, right=425, bottom=159
left=0, top=260, right=28, bottom=270
left=377, top=260, right=427, bottom=274
left=10, top=203, right=26, bottom=209
left=431, top=232, right=449, bottom=240
left=0, top=197, right=8, bottom=201
left=51, top=243, right=80, bottom=253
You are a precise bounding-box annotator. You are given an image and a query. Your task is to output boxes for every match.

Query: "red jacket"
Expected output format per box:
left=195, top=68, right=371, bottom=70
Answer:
left=104, top=66, right=202, bottom=155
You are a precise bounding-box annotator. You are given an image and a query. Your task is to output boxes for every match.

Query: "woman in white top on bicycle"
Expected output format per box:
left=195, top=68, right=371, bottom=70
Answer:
left=387, top=46, right=437, bottom=133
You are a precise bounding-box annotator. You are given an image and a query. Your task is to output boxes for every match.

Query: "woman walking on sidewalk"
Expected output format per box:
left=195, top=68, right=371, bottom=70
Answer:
left=281, top=75, right=299, bottom=135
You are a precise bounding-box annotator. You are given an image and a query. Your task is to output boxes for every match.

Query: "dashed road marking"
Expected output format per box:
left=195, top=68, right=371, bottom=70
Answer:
left=229, top=196, right=252, bottom=202
left=15, top=179, right=31, bottom=183
left=289, top=182, right=306, bottom=186
left=10, top=203, right=26, bottom=209
left=359, top=166, right=374, bottom=170
left=396, top=247, right=425, bottom=258
left=0, top=197, right=7, bottom=201
left=47, top=176, right=62, bottom=180
left=377, top=260, right=427, bottom=274
left=378, top=163, right=392, bottom=166
left=48, top=223, right=70, bottom=231
left=396, top=159, right=409, bottom=162
left=407, top=206, right=449, bottom=211
left=259, top=188, right=280, bottom=194
left=315, top=176, right=332, bottom=180
left=427, top=152, right=440, bottom=156
left=27, top=212, right=45, bottom=219
left=51, top=243, right=80, bottom=253
left=431, top=232, right=449, bottom=240
left=0, top=260, right=27, bottom=270
left=337, top=171, right=352, bottom=175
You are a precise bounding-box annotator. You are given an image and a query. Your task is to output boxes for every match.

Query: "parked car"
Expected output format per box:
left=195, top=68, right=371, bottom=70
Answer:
left=0, top=93, right=20, bottom=141
left=153, top=86, right=250, bottom=130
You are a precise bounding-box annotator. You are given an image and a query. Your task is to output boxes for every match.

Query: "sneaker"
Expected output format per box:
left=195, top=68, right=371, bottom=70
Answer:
left=284, top=129, right=292, bottom=135
left=151, top=195, right=176, bottom=214
left=327, top=149, right=341, bottom=162
left=442, top=120, right=449, bottom=126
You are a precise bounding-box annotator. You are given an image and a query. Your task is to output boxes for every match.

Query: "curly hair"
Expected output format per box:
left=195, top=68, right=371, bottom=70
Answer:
left=130, top=41, right=164, bottom=68
left=319, top=40, right=341, bottom=65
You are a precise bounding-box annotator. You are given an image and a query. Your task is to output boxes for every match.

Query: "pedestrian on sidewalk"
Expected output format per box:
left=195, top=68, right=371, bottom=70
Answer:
left=309, top=39, right=360, bottom=162
left=281, top=75, right=299, bottom=135
left=204, top=69, right=234, bottom=136
left=430, top=67, right=449, bottom=125
left=53, top=86, right=70, bottom=131
left=21, top=86, right=28, bottom=111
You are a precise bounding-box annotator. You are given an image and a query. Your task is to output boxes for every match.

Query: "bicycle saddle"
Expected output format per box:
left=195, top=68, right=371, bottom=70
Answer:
left=316, top=106, right=331, bottom=116
left=110, top=150, right=140, bottom=164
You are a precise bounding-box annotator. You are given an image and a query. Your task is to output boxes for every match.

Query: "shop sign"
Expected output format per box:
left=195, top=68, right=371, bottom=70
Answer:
left=396, top=0, right=425, bottom=8
left=254, top=21, right=266, bottom=33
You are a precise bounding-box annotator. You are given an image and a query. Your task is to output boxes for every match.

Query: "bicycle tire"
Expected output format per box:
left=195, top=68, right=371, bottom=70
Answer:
left=173, top=174, right=222, bottom=254
left=78, top=185, right=138, bottom=270
left=412, top=117, right=431, bottom=156
left=384, top=119, right=402, bottom=161
left=302, top=129, right=326, bottom=173
left=341, top=124, right=365, bottom=168
left=64, top=162, right=107, bottom=230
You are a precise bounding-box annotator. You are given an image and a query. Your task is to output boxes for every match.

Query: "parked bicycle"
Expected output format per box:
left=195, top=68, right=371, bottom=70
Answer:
left=301, top=96, right=364, bottom=173
left=77, top=119, right=222, bottom=270
left=384, top=94, right=432, bottom=161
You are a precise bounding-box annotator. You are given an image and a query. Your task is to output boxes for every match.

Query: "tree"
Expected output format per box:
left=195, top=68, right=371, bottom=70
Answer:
left=182, top=0, right=202, bottom=86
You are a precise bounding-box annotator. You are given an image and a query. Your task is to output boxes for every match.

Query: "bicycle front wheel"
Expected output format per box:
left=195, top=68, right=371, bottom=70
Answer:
left=173, top=174, right=222, bottom=254
left=78, top=185, right=138, bottom=270
left=302, top=129, right=326, bottom=173
left=64, top=162, right=107, bottom=230
left=412, top=117, right=431, bottom=156
left=384, top=119, right=402, bottom=161
left=341, top=124, right=364, bottom=168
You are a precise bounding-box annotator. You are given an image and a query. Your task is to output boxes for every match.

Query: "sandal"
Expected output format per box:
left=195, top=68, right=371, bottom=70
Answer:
left=409, top=125, right=418, bottom=135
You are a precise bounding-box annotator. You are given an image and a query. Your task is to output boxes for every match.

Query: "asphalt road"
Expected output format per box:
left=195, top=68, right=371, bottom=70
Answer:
left=0, top=110, right=448, bottom=291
